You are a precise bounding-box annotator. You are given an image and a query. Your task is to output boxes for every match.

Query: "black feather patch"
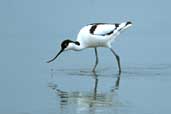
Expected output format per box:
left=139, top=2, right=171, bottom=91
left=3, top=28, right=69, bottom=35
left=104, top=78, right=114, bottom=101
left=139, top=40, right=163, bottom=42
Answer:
left=89, top=23, right=118, bottom=36
left=106, top=31, right=113, bottom=35
left=115, top=24, right=119, bottom=29
left=90, top=24, right=97, bottom=34
left=126, top=21, right=132, bottom=26
left=74, top=41, right=80, bottom=45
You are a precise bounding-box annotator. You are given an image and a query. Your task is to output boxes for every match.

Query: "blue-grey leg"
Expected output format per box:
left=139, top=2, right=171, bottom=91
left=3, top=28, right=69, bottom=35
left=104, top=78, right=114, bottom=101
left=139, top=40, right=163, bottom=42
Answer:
left=110, top=48, right=121, bottom=74
left=92, top=48, right=99, bottom=72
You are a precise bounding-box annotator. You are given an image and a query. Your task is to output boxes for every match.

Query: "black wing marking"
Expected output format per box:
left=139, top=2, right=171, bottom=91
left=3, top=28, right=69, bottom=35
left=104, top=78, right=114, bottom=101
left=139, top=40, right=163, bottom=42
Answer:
left=89, top=23, right=120, bottom=36
left=90, top=24, right=97, bottom=34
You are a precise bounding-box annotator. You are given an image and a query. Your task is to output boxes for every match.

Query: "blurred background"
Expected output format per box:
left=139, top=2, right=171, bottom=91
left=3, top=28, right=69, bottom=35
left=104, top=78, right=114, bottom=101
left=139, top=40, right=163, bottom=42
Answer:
left=0, top=0, right=171, bottom=114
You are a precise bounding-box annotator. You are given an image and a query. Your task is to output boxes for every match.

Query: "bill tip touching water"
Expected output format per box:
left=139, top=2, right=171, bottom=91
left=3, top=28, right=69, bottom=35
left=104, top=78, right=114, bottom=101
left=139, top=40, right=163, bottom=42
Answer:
left=47, top=21, right=133, bottom=74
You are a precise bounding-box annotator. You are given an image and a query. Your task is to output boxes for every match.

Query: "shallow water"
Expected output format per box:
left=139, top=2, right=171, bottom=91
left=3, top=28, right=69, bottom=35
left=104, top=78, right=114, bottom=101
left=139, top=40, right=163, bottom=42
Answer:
left=1, top=44, right=171, bottom=114
left=1, top=53, right=171, bottom=114
left=47, top=64, right=171, bottom=114
left=1, top=0, right=171, bottom=114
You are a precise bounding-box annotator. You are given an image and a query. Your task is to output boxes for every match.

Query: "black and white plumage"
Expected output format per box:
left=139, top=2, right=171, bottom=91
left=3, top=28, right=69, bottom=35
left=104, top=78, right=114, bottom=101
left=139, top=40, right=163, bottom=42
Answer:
left=47, top=21, right=132, bottom=74
left=90, top=23, right=119, bottom=36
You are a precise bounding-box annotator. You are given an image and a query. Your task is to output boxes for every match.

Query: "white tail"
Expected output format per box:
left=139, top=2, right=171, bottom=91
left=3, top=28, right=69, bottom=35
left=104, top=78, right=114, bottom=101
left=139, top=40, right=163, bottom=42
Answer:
left=108, top=21, right=132, bottom=43
left=117, top=21, right=132, bottom=32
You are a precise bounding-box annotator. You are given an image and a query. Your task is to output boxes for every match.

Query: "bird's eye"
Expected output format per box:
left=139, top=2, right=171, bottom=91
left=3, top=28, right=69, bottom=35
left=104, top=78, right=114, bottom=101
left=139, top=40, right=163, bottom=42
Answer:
left=61, top=42, right=69, bottom=49
left=63, top=43, right=68, bottom=48
left=64, top=43, right=68, bottom=46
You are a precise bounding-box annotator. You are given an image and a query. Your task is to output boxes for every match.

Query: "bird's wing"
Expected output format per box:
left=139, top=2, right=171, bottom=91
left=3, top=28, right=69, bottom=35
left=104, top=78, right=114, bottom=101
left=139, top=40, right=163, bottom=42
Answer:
left=89, top=23, right=119, bottom=36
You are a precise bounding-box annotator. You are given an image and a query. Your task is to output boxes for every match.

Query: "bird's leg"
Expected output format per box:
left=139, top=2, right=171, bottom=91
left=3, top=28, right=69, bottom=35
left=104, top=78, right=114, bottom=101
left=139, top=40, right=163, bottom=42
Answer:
left=92, top=48, right=99, bottom=72
left=110, top=48, right=121, bottom=74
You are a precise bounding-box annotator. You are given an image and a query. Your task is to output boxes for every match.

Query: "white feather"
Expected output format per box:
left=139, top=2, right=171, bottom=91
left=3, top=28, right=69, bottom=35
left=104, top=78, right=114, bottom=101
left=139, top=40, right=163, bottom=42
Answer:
left=93, top=24, right=115, bottom=35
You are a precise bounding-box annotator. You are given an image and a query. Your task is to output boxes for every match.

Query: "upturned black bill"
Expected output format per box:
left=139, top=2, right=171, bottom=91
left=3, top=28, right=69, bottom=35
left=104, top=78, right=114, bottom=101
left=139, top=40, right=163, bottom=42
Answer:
left=46, top=49, right=63, bottom=63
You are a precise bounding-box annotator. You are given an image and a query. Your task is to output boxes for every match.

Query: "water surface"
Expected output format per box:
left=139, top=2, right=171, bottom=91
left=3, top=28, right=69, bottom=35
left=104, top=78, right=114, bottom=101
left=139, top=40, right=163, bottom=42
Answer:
left=1, top=0, right=171, bottom=114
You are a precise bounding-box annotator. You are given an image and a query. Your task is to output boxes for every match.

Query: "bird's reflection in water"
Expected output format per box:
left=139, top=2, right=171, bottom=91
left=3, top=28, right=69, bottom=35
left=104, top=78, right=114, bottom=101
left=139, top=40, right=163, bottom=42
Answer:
left=48, top=71, right=122, bottom=114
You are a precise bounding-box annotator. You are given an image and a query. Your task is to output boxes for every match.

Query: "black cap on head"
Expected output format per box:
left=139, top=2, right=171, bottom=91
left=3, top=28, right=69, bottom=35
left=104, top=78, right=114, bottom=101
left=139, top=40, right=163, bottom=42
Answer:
left=46, top=39, right=80, bottom=63
left=47, top=39, right=75, bottom=63
left=46, top=40, right=71, bottom=63
left=61, top=39, right=80, bottom=50
left=61, top=39, right=72, bottom=50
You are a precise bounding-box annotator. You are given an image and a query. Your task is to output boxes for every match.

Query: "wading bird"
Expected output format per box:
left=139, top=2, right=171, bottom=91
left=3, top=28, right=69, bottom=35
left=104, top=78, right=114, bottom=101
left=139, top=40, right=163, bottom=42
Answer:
left=47, top=21, right=132, bottom=74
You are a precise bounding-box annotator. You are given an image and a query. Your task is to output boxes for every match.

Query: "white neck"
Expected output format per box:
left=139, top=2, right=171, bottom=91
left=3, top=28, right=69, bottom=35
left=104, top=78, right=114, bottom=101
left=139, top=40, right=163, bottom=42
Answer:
left=66, top=42, right=84, bottom=51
